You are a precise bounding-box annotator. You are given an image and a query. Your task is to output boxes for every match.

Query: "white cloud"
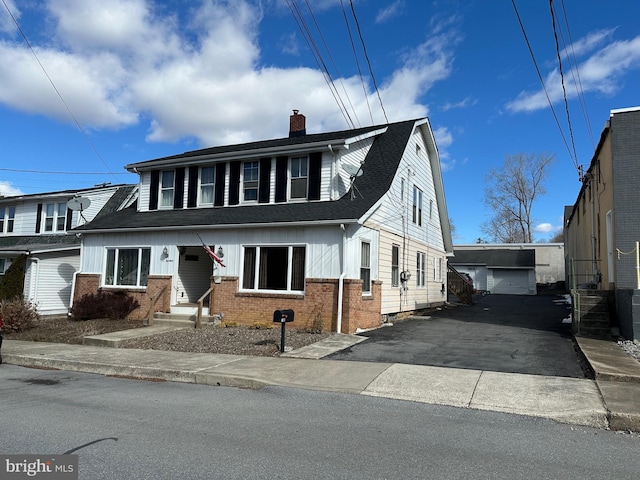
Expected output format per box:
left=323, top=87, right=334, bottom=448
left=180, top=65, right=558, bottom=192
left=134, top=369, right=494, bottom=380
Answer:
left=0, top=180, right=23, bottom=197
left=0, top=0, right=19, bottom=34
left=441, top=96, right=477, bottom=111
left=534, top=222, right=562, bottom=234
left=0, top=0, right=458, bottom=146
left=375, top=1, right=405, bottom=24
left=506, top=32, right=640, bottom=113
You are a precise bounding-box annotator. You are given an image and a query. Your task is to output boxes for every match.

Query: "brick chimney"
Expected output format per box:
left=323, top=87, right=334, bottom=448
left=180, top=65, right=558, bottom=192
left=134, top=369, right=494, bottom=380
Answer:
left=289, top=110, right=306, bottom=137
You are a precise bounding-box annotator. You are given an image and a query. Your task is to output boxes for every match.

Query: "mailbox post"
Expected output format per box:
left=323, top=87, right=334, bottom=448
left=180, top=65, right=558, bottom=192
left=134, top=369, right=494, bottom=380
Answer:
left=273, top=309, right=294, bottom=353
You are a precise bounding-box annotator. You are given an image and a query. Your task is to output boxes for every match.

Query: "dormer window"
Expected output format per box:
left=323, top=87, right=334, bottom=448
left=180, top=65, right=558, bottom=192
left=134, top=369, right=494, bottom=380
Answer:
left=199, top=167, right=215, bottom=205
left=243, top=161, right=259, bottom=201
left=290, top=156, right=308, bottom=199
left=160, top=170, right=175, bottom=207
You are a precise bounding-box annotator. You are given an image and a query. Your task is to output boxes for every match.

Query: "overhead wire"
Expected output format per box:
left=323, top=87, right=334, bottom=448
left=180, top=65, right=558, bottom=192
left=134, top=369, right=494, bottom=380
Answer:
left=285, top=0, right=355, bottom=129
left=549, top=0, right=580, bottom=172
left=348, top=0, right=388, bottom=124
left=338, top=0, right=373, bottom=125
left=558, top=0, right=595, bottom=148
left=510, top=0, right=580, bottom=176
left=302, top=0, right=361, bottom=128
left=1, top=0, right=119, bottom=184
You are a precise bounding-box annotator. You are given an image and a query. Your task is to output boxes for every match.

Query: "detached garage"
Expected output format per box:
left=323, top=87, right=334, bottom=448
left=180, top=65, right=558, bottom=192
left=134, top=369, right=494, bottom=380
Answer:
left=450, top=249, right=537, bottom=295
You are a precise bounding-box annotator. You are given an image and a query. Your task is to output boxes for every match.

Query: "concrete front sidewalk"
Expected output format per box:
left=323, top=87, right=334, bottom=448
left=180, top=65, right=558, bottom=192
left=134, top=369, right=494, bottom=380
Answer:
left=1, top=337, right=622, bottom=431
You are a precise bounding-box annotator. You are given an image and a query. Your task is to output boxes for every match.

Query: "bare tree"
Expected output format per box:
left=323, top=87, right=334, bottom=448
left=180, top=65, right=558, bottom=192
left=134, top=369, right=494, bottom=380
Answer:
left=481, top=152, right=555, bottom=243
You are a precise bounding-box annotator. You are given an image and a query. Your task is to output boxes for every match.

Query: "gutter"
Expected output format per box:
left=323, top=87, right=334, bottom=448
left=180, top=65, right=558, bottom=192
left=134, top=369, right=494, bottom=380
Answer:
left=77, top=218, right=360, bottom=234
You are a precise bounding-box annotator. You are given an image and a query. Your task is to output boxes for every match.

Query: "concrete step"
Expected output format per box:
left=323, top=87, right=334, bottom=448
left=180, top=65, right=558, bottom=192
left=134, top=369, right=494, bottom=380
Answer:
left=152, top=313, right=221, bottom=327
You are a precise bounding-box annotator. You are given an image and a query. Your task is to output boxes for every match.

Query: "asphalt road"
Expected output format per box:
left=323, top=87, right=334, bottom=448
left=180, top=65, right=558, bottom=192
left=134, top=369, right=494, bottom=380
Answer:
left=328, top=293, right=586, bottom=378
left=1, top=366, right=639, bottom=480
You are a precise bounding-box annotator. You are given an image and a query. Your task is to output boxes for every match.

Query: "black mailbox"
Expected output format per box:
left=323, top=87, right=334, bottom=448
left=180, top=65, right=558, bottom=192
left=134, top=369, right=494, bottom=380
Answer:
left=273, top=309, right=294, bottom=323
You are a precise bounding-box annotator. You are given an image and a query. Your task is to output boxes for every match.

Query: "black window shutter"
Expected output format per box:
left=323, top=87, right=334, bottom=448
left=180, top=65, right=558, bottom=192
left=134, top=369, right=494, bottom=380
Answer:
left=187, top=166, right=198, bottom=208
left=215, top=163, right=226, bottom=206
left=229, top=161, right=241, bottom=205
left=35, top=203, right=42, bottom=233
left=259, top=158, right=271, bottom=203
left=174, top=167, right=185, bottom=209
left=66, top=208, right=73, bottom=230
left=275, top=156, right=288, bottom=203
left=308, top=152, right=322, bottom=200
left=149, top=171, right=159, bottom=210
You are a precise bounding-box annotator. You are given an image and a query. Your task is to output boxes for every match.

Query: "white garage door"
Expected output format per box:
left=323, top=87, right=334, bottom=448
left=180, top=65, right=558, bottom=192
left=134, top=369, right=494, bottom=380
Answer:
left=491, top=269, right=531, bottom=295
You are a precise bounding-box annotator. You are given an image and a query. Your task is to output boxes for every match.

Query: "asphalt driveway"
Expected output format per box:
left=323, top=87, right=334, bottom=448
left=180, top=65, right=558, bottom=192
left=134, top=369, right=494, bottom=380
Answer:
left=328, top=293, right=586, bottom=378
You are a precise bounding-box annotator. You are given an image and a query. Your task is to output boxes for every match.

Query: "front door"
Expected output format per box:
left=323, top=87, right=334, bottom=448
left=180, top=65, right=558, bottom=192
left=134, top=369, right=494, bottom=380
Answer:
left=175, top=246, right=213, bottom=303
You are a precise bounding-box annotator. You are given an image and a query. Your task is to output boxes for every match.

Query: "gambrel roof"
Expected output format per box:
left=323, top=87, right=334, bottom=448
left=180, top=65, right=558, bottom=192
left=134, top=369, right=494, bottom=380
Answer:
left=78, top=119, right=430, bottom=232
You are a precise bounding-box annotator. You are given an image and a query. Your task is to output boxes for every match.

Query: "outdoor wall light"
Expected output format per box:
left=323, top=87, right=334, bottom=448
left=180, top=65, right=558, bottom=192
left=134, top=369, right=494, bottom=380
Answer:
left=217, top=246, right=224, bottom=258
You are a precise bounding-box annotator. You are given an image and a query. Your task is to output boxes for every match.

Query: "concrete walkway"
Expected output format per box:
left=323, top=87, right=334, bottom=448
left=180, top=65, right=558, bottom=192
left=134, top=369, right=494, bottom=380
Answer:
left=2, top=331, right=639, bottom=432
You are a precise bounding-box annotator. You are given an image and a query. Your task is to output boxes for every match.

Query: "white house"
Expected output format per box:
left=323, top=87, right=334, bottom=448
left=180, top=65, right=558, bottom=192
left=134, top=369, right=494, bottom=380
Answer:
left=0, top=184, right=137, bottom=314
left=73, top=113, right=453, bottom=333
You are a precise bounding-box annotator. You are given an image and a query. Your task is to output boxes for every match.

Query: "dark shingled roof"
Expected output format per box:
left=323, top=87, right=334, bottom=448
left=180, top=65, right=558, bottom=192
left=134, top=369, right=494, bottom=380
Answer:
left=450, top=249, right=535, bottom=268
left=79, top=119, right=419, bottom=232
left=0, top=235, right=79, bottom=253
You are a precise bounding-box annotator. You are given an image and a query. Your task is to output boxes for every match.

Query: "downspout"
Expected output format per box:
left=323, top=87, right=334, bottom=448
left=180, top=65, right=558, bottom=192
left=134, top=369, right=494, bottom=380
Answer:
left=587, top=175, right=598, bottom=285
left=28, top=256, right=39, bottom=305
left=69, top=234, right=84, bottom=315
left=337, top=223, right=347, bottom=333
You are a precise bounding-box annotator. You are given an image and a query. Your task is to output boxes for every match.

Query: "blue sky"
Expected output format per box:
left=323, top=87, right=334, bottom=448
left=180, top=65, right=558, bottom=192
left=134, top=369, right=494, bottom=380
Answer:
left=1, top=0, right=639, bottom=243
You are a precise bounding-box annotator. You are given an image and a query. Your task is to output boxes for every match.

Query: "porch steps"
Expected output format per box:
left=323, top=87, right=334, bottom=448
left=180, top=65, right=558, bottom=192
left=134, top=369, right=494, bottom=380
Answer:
left=152, top=312, right=222, bottom=328
left=573, top=290, right=614, bottom=338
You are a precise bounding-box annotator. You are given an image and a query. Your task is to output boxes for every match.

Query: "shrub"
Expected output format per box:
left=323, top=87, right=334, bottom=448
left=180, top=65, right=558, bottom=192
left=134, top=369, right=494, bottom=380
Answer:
left=71, top=291, right=140, bottom=320
left=248, top=322, right=274, bottom=330
left=0, top=254, right=27, bottom=301
left=0, top=296, right=39, bottom=333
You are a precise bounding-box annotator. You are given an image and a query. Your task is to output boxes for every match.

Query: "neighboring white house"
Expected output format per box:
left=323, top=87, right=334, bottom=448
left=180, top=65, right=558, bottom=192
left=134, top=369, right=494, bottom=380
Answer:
left=74, top=113, right=453, bottom=333
left=0, top=184, right=137, bottom=314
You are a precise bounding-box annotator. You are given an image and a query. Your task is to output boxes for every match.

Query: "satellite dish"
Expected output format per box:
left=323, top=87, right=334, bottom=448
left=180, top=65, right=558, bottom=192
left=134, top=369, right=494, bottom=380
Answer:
left=342, top=163, right=363, bottom=177
left=67, top=197, right=91, bottom=211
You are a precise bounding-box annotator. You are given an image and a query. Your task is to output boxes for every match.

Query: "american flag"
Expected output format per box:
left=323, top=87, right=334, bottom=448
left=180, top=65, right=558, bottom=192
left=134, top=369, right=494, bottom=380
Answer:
left=198, top=235, right=225, bottom=267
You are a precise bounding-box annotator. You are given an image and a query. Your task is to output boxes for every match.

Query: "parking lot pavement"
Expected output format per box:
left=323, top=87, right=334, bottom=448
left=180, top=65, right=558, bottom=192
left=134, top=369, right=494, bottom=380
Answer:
left=327, top=293, right=586, bottom=378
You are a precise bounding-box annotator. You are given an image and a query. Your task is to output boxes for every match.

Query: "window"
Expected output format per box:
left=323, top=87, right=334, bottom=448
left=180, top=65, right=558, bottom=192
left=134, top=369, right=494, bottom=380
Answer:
left=104, top=247, right=151, bottom=287
left=242, top=245, right=306, bottom=292
left=413, top=186, right=423, bottom=226
left=416, top=252, right=426, bottom=287
left=44, top=202, right=67, bottom=232
left=361, top=242, right=371, bottom=293
left=160, top=170, right=175, bottom=207
left=0, top=206, right=15, bottom=233
left=243, top=161, right=259, bottom=201
left=391, top=245, right=400, bottom=287
left=436, top=258, right=443, bottom=281
left=199, top=167, right=215, bottom=205
left=0, top=258, right=11, bottom=276
left=290, top=156, right=308, bottom=199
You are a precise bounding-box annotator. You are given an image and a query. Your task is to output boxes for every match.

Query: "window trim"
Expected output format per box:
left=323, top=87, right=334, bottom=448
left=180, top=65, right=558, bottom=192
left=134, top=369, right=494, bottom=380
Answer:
left=0, top=205, right=16, bottom=233
left=242, top=161, right=260, bottom=203
left=289, top=155, right=309, bottom=200
left=160, top=170, right=175, bottom=208
left=241, top=244, right=306, bottom=294
left=413, top=186, right=423, bottom=226
left=361, top=241, right=371, bottom=294
left=43, top=202, right=67, bottom=233
left=391, top=244, right=400, bottom=287
left=103, top=246, right=151, bottom=288
left=198, top=166, right=216, bottom=206
left=416, top=251, right=426, bottom=288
